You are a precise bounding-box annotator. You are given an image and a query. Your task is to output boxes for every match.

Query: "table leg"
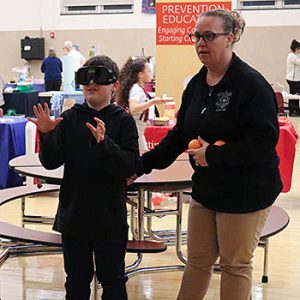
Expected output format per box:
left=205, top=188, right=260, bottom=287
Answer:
left=126, top=188, right=185, bottom=276
left=176, top=191, right=187, bottom=264
left=137, top=188, right=145, bottom=241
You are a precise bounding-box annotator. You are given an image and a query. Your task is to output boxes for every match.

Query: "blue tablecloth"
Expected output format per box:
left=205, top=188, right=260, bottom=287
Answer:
left=0, top=117, right=28, bottom=189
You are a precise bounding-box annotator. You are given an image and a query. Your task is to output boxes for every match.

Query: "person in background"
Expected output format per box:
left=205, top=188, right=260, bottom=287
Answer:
left=28, top=55, right=140, bottom=300
left=41, top=48, right=63, bottom=92
left=134, top=10, right=282, bottom=299
left=63, top=40, right=85, bottom=72
left=286, top=39, right=300, bottom=116
left=116, top=57, right=164, bottom=153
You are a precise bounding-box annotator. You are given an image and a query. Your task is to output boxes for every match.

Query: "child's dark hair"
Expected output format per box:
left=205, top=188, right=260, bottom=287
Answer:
left=290, top=39, right=300, bottom=52
left=116, top=57, right=148, bottom=110
left=83, top=55, right=119, bottom=79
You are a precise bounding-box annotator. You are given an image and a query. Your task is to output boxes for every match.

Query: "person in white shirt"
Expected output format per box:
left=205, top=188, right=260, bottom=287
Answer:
left=63, top=41, right=85, bottom=71
left=62, top=41, right=86, bottom=91
left=116, top=57, right=164, bottom=153
left=286, top=39, right=300, bottom=116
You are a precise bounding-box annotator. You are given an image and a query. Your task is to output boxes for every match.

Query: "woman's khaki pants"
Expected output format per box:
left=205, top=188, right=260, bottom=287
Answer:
left=177, top=199, right=270, bottom=300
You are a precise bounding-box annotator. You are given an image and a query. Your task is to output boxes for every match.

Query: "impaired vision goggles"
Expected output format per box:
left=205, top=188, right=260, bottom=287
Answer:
left=76, top=66, right=117, bottom=85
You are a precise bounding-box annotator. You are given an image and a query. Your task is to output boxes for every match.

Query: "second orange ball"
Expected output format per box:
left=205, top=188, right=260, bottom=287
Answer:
left=214, top=140, right=226, bottom=146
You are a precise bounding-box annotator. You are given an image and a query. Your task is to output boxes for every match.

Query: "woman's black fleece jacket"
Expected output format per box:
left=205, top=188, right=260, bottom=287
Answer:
left=141, top=54, right=282, bottom=213
left=39, top=103, right=141, bottom=241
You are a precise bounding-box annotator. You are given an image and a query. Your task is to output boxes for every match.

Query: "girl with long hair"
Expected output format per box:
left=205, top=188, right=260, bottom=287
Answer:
left=116, top=57, right=163, bottom=152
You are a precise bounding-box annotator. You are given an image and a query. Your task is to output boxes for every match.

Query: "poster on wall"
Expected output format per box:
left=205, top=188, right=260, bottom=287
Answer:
left=156, top=1, right=232, bottom=45
left=142, top=0, right=156, bottom=13
left=155, top=0, right=231, bottom=113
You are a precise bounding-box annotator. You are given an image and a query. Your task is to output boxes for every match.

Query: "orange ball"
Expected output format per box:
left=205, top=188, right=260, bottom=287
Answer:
left=214, top=140, right=226, bottom=146
left=188, top=139, right=202, bottom=149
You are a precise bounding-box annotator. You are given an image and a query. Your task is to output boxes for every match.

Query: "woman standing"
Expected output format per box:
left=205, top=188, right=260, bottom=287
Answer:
left=116, top=57, right=163, bottom=153
left=136, top=10, right=282, bottom=299
left=41, top=47, right=63, bottom=91
left=286, top=39, right=300, bottom=116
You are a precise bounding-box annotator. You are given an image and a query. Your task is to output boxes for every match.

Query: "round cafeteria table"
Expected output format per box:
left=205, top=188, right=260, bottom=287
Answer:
left=9, top=153, right=290, bottom=281
left=9, top=153, right=194, bottom=275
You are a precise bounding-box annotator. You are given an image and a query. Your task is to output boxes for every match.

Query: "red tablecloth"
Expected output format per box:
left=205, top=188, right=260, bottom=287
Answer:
left=145, top=120, right=298, bottom=193
left=144, top=125, right=173, bottom=150
left=276, top=118, right=298, bottom=192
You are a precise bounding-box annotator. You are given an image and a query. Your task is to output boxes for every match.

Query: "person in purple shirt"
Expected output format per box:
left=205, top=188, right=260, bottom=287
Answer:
left=41, top=47, right=63, bottom=91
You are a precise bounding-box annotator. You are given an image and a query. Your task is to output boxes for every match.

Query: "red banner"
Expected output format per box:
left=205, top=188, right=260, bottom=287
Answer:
left=156, top=2, right=232, bottom=45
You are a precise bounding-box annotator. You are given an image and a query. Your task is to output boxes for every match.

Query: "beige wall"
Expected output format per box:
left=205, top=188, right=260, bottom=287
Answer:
left=0, top=25, right=299, bottom=94
left=235, top=25, right=299, bottom=92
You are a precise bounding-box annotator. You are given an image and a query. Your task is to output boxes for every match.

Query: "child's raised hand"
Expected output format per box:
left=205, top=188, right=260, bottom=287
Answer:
left=27, top=103, right=63, bottom=133
left=86, top=117, right=106, bottom=143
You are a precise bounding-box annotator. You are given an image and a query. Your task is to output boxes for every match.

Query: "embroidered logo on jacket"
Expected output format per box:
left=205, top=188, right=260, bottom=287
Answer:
left=215, top=91, right=232, bottom=112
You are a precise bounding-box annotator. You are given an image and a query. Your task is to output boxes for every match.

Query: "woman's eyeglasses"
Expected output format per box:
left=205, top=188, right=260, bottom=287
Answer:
left=189, top=31, right=229, bottom=43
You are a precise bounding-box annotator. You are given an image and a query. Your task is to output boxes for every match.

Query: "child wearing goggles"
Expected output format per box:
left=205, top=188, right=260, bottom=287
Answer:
left=28, top=55, right=140, bottom=300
